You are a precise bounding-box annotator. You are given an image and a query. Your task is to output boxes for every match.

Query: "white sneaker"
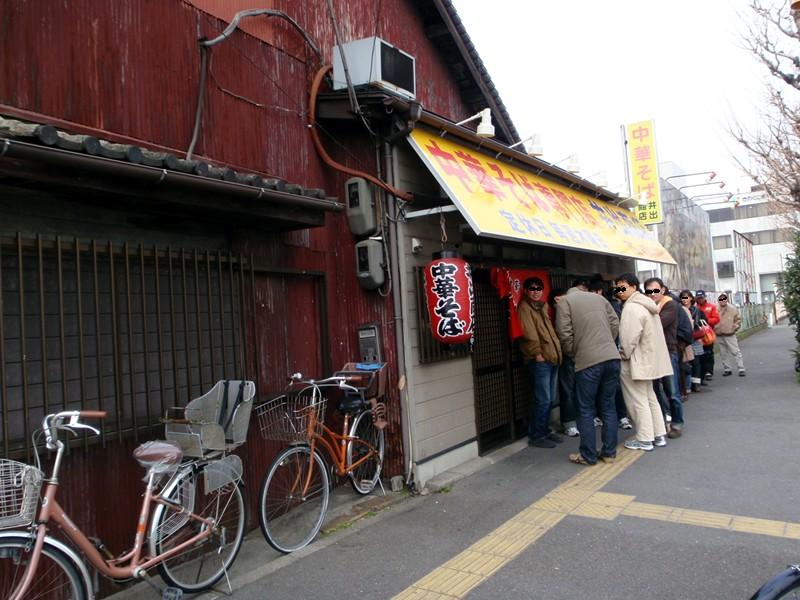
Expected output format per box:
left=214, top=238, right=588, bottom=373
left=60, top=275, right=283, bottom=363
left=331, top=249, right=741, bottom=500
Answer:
left=665, top=414, right=672, bottom=424
left=593, top=417, right=603, bottom=427
left=654, top=435, right=667, bottom=447
left=564, top=426, right=579, bottom=437
left=624, top=439, right=654, bottom=451
left=618, top=417, right=633, bottom=430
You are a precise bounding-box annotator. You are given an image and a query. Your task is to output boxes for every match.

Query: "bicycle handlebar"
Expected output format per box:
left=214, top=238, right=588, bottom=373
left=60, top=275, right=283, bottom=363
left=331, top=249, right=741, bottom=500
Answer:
left=287, top=373, right=360, bottom=393
left=42, top=410, right=107, bottom=450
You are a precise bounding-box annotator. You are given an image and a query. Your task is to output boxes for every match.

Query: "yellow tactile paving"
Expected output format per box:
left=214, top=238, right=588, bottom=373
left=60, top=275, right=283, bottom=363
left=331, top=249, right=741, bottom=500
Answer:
left=393, top=447, right=800, bottom=600
left=570, top=492, right=636, bottom=520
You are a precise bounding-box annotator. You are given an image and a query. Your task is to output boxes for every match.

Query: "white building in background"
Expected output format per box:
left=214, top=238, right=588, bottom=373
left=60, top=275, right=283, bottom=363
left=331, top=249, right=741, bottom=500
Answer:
left=704, top=189, right=795, bottom=302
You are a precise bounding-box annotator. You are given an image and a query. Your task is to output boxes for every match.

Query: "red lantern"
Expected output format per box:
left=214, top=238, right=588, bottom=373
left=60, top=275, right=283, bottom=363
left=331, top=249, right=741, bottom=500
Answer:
left=423, top=250, right=474, bottom=345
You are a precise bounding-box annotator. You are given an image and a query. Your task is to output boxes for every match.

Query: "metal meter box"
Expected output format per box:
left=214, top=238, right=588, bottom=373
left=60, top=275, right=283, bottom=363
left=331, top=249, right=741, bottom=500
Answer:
left=355, top=239, right=384, bottom=290
left=357, top=324, right=382, bottom=362
left=346, top=177, right=377, bottom=236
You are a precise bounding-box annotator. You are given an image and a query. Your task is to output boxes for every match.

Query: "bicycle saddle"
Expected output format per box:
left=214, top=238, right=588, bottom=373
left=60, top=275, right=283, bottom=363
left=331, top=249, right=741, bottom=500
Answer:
left=133, top=440, right=183, bottom=472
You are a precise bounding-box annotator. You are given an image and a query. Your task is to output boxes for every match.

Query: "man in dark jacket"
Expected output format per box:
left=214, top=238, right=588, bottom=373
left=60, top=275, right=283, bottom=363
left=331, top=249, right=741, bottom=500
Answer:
left=644, top=278, right=684, bottom=438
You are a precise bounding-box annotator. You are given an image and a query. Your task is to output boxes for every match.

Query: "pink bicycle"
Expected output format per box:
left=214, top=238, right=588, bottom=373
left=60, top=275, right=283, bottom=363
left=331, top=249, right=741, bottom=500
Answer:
left=1, top=381, right=253, bottom=600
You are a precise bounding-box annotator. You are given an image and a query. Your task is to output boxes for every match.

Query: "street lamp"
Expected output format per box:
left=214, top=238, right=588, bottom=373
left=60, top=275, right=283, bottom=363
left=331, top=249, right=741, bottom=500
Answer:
left=689, top=192, right=733, bottom=203
left=678, top=181, right=726, bottom=193
left=664, top=171, right=716, bottom=184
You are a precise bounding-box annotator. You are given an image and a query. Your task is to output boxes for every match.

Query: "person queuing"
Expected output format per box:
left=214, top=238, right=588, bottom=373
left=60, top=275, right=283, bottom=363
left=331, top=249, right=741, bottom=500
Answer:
left=555, top=278, right=621, bottom=466
left=614, top=273, right=672, bottom=452
left=695, top=290, right=720, bottom=381
left=548, top=288, right=578, bottom=437
left=590, top=280, right=633, bottom=431
left=680, top=291, right=708, bottom=392
left=676, top=292, right=696, bottom=402
left=518, top=277, right=563, bottom=448
left=715, top=294, right=746, bottom=376
left=643, top=278, right=685, bottom=439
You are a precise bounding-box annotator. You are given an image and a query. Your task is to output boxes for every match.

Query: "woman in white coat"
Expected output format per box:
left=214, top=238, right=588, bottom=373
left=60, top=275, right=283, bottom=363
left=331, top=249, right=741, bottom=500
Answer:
left=613, top=273, right=673, bottom=451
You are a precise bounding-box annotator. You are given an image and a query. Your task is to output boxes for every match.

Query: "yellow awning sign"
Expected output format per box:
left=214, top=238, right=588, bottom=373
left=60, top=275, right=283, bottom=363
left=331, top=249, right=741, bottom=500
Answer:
left=408, top=128, right=676, bottom=265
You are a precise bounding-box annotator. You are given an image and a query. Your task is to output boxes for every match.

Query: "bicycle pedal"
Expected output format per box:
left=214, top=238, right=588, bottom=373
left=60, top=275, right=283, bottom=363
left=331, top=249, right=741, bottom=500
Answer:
left=162, top=587, right=183, bottom=600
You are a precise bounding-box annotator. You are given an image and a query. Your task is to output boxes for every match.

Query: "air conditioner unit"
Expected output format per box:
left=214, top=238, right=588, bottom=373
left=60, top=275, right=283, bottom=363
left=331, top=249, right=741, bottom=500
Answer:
left=332, top=37, right=416, bottom=101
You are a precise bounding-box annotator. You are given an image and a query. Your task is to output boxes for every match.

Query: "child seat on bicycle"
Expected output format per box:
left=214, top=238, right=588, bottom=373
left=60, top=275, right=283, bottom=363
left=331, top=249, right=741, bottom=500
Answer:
left=165, top=380, right=256, bottom=458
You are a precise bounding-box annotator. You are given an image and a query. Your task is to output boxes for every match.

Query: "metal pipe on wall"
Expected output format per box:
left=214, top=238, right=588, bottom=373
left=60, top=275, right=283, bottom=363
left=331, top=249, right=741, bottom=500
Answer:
left=383, top=140, right=414, bottom=484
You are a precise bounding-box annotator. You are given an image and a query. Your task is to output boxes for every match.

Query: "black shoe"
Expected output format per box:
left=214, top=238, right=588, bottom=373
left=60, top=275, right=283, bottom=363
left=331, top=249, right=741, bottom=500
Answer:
left=722, top=371, right=732, bottom=377
left=739, top=370, right=746, bottom=377
left=529, top=437, right=557, bottom=448
left=546, top=432, right=563, bottom=444
left=704, top=372, right=713, bottom=381
left=691, top=383, right=700, bottom=393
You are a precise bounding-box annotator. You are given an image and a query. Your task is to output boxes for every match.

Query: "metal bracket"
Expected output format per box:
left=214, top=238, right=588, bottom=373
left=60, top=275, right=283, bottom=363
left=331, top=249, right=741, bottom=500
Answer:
left=403, top=205, right=459, bottom=221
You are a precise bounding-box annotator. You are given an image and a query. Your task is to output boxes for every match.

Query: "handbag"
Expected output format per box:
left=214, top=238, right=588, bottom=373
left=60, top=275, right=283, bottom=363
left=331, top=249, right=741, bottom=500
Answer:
left=699, top=320, right=716, bottom=346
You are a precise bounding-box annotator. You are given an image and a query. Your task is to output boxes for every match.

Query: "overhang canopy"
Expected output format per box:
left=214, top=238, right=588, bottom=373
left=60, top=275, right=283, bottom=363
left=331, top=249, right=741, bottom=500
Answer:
left=407, top=127, right=676, bottom=265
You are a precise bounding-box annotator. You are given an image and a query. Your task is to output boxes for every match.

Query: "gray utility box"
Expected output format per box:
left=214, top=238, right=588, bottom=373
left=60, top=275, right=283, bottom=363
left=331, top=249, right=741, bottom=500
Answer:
left=355, top=239, right=385, bottom=290
left=346, top=177, right=377, bottom=236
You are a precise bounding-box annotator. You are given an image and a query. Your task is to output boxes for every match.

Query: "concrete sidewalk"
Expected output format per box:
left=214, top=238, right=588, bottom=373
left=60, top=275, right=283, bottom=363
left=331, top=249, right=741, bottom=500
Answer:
left=108, top=428, right=527, bottom=598
left=110, top=324, right=798, bottom=599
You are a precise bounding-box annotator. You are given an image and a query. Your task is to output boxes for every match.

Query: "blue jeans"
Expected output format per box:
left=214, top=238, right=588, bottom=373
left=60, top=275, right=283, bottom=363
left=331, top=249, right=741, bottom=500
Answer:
left=574, top=359, right=621, bottom=463
left=527, top=361, right=558, bottom=441
left=558, top=356, right=576, bottom=426
left=669, top=352, right=684, bottom=424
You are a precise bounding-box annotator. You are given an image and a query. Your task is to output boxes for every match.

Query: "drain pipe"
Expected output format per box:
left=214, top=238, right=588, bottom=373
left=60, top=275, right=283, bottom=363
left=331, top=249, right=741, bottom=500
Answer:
left=383, top=139, right=414, bottom=485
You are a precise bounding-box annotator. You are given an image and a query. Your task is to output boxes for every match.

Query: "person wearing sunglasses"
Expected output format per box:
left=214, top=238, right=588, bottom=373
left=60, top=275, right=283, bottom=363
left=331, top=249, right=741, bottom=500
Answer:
left=714, top=294, right=746, bottom=376
left=680, top=291, right=709, bottom=392
left=518, top=277, right=563, bottom=448
left=614, top=273, right=671, bottom=452
left=643, top=278, right=684, bottom=440
left=555, top=277, right=621, bottom=466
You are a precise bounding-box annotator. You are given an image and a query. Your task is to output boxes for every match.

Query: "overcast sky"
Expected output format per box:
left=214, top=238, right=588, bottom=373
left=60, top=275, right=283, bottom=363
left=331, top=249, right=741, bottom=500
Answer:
left=451, top=0, right=772, bottom=196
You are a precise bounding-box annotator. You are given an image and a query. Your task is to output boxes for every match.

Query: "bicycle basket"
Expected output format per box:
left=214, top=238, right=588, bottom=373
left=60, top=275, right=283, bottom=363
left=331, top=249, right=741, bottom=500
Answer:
left=255, top=387, right=326, bottom=443
left=0, top=459, right=43, bottom=530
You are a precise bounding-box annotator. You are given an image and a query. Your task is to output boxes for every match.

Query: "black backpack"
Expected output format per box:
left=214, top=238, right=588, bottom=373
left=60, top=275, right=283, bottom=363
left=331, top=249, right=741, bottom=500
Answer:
left=676, top=304, right=693, bottom=345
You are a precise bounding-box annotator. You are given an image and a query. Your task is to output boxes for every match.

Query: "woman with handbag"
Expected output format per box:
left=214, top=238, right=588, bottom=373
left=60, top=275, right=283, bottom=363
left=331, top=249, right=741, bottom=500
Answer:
left=680, top=291, right=708, bottom=393
left=695, top=290, right=720, bottom=380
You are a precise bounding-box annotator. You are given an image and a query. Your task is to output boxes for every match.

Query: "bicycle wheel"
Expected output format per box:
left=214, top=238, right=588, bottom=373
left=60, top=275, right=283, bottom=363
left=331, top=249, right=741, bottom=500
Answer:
left=151, top=465, right=246, bottom=592
left=347, top=409, right=385, bottom=495
left=0, top=534, right=87, bottom=600
left=258, top=445, right=330, bottom=553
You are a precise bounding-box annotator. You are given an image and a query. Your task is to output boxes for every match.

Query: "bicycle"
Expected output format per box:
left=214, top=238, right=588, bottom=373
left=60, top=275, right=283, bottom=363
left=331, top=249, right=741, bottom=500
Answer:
left=0, top=379, right=255, bottom=600
left=254, top=369, right=387, bottom=553
left=751, top=564, right=800, bottom=599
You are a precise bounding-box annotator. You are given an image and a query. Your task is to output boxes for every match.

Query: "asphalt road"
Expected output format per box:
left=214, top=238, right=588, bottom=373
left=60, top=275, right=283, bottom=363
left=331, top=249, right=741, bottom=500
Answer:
left=209, top=324, right=799, bottom=600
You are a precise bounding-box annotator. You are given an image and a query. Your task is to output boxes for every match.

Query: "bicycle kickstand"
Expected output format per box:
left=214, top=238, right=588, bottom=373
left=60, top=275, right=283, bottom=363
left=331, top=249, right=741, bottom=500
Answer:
left=376, top=476, right=386, bottom=497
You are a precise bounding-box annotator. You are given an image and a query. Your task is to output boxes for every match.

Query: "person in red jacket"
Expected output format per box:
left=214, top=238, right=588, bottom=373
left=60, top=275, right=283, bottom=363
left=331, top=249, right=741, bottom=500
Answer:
left=695, top=290, right=720, bottom=381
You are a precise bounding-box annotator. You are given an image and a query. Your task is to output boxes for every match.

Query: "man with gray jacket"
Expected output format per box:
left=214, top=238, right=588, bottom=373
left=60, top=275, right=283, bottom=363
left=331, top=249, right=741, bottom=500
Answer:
left=555, top=278, right=621, bottom=466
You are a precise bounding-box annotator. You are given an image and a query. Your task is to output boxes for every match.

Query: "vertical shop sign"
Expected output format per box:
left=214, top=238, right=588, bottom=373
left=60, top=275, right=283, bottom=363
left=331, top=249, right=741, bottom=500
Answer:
left=625, top=119, right=663, bottom=225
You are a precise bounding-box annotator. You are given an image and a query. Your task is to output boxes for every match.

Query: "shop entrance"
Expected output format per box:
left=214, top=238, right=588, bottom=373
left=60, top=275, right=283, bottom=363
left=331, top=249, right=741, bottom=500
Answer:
left=470, top=269, right=528, bottom=454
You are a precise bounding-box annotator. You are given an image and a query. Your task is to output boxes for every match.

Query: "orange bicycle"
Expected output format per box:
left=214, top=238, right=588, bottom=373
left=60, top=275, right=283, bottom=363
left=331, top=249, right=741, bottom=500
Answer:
left=254, top=371, right=386, bottom=553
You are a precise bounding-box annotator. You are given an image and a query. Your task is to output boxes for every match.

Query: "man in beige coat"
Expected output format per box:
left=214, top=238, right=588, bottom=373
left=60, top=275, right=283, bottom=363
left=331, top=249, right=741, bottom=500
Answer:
left=714, top=293, right=746, bottom=376
left=614, top=273, right=673, bottom=452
